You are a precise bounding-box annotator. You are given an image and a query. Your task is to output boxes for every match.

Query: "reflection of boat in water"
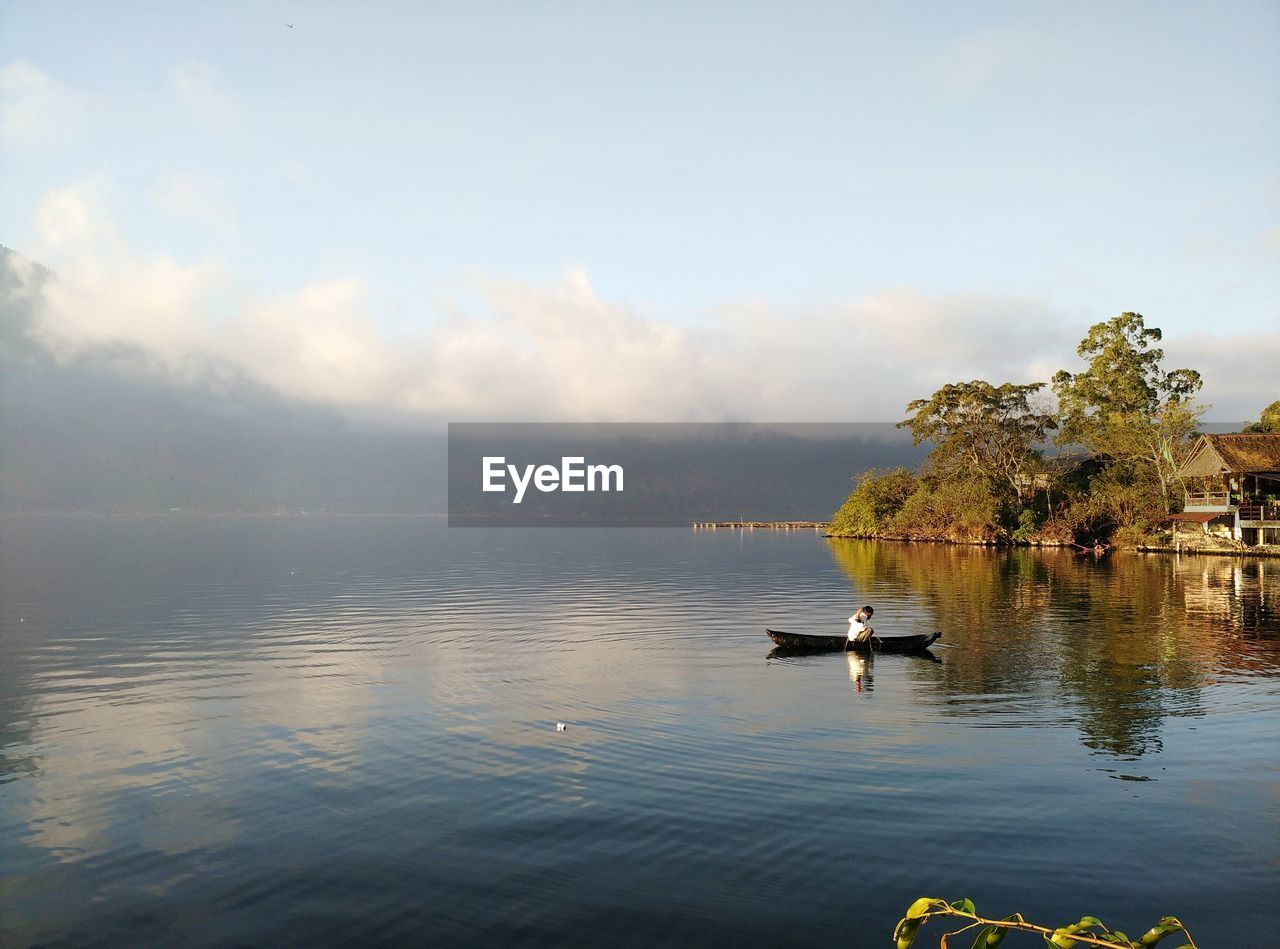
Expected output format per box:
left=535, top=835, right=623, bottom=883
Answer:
left=765, top=644, right=940, bottom=664
left=765, top=628, right=941, bottom=653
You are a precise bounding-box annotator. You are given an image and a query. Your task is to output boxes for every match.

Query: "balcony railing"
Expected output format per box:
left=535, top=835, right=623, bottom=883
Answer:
left=1184, top=491, right=1230, bottom=510
left=1239, top=503, right=1280, bottom=522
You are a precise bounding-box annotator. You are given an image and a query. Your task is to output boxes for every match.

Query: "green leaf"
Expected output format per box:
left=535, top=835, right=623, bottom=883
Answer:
left=970, top=926, right=996, bottom=949
left=950, top=898, right=977, bottom=916
left=894, top=898, right=948, bottom=949
left=906, top=897, right=944, bottom=919
left=1137, top=917, right=1186, bottom=946
left=970, top=914, right=1020, bottom=948
left=893, top=917, right=922, bottom=949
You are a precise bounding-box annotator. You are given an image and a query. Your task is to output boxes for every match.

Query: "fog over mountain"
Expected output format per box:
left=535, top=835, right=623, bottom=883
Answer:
left=1, top=250, right=928, bottom=515
left=1, top=247, right=448, bottom=514
left=0, top=245, right=1268, bottom=515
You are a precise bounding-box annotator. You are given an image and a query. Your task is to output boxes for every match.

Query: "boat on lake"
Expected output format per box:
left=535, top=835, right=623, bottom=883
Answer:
left=765, top=628, right=941, bottom=653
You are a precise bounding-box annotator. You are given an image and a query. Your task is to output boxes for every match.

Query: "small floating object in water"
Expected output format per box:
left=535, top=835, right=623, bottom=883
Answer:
left=556, top=722, right=567, bottom=732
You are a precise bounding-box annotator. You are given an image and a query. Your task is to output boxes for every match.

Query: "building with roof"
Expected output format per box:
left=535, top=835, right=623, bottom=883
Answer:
left=1172, top=434, right=1280, bottom=546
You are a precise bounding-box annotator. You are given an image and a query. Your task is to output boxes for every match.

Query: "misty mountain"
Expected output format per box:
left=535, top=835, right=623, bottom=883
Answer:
left=1, top=247, right=926, bottom=516
left=1, top=246, right=448, bottom=514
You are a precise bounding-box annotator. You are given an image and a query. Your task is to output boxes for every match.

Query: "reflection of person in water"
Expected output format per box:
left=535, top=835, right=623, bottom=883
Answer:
left=847, top=605, right=874, bottom=647
left=846, top=652, right=872, bottom=693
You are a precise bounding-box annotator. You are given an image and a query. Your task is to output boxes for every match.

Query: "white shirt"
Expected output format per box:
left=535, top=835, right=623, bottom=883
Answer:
left=848, top=614, right=871, bottom=640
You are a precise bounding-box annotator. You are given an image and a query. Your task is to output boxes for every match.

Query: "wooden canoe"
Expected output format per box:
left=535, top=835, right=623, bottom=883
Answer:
left=765, top=628, right=941, bottom=653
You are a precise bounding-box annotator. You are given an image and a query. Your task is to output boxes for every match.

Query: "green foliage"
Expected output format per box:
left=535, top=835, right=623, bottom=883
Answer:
left=898, top=380, right=1057, bottom=499
left=889, top=478, right=1003, bottom=543
left=1242, top=399, right=1280, bottom=433
left=894, top=897, right=947, bottom=949
left=1011, top=508, right=1040, bottom=542
left=1061, top=463, right=1165, bottom=547
left=1052, top=313, right=1205, bottom=514
left=830, top=470, right=1008, bottom=544
left=829, top=467, right=919, bottom=537
left=892, top=897, right=1196, bottom=949
left=1052, top=313, right=1200, bottom=424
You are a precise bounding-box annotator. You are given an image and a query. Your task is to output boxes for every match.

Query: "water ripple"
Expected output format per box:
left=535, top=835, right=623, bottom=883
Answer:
left=1, top=518, right=1277, bottom=946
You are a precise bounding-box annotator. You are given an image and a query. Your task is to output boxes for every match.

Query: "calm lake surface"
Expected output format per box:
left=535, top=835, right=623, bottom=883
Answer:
left=2, top=517, right=1278, bottom=946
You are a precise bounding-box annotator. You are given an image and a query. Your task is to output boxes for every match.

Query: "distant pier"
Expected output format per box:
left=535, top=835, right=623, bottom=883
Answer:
left=692, top=520, right=830, bottom=530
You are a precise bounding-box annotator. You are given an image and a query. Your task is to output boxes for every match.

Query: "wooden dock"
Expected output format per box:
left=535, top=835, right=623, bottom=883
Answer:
left=692, top=520, right=830, bottom=530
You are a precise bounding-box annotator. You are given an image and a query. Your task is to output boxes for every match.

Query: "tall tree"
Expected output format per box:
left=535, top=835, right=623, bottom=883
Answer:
left=1243, top=399, right=1280, bottom=434
left=1052, top=312, right=1205, bottom=514
left=898, top=380, right=1057, bottom=500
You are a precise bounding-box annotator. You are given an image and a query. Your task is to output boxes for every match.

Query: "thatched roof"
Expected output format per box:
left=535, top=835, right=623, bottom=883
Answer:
left=1179, top=434, right=1280, bottom=477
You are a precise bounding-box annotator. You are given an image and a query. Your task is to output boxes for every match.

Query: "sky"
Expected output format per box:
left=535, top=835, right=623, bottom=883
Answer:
left=2, top=0, right=1278, bottom=422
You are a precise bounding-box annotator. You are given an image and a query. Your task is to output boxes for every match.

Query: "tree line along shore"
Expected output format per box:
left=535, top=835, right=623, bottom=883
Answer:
left=828, top=312, right=1280, bottom=553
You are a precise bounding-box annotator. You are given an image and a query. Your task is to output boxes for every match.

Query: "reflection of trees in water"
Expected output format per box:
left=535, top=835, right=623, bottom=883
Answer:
left=826, top=541, right=1280, bottom=758
left=827, top=540, right=1053, bottom=632
left=827, top=540, right=1055, bottom=700
left=1053, top=556, right=1200, bottom=757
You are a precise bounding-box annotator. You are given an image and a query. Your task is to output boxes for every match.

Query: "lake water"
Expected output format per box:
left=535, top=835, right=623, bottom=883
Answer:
left=2, top=517, right=1278, bottom=946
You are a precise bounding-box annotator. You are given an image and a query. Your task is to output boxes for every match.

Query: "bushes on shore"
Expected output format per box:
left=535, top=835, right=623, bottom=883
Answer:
left=892, top=478, right=1003, bottom=543
left=830, top=469, right=1005, bottom=543
left=829, top=468, right=918, bottom=536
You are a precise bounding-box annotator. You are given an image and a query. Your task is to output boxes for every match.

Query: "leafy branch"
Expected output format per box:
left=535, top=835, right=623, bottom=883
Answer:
left=893, top=897, right=1198, bottom=949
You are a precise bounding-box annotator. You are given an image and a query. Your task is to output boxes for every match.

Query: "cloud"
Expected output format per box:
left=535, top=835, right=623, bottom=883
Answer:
left=169, top=62, right=237, bottom=127
left=1165, top=333, right=1280, bottom=422
left=24, top=180, right=228, bottom=362
left=1264, top=227, right=1280, bottom=258
left=1181, top=227, right=1280, bottom=264
left=0, top=60, right=85, bottom=149
left=11, top=179, right=1276, bottom=423
left=928, top=29, right=1021, bottom=99
left=31, top=178, right=118, bottom=249
left=151, top=171, right=239, bottom=232
left=278, top=158, right=313, bottom=187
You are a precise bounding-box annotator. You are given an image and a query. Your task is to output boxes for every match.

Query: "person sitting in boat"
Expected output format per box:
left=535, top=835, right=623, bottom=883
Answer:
left=848, top=605, right=874, bottom=646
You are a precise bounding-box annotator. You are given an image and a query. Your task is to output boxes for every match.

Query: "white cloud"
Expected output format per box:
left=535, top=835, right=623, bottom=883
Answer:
left=1181, top=227, right=1280, bottom=264
left=928, top=28, right=1021, bottom=99
left=1264, top=227, right=1280, bottom=258
left=0, top=60, right=85, bottom=149
left=151, top=172, right=239, bottom=232
left=169, top=62, right=237, bottom=127
left=31, top=178, right=123, bottom=254
left=14, top=179, right=1277, bottom=422
left=1165, top=333, right=1280, bottom=422
left=278, top=158, right=313, bottom=187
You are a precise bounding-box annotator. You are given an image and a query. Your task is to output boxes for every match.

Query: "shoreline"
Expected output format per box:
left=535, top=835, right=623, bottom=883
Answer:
left=692, top=520, right=1280, bottom=557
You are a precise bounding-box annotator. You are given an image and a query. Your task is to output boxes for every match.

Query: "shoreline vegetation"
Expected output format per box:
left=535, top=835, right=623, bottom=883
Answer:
left=827, top=314, right=1280, bottom=554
